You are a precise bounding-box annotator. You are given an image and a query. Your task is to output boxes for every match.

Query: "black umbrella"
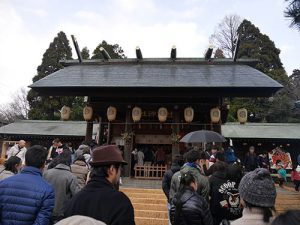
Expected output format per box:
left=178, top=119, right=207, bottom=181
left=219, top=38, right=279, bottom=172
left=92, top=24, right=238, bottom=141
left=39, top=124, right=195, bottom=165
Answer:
left=180, top=130, right=226, bottom=143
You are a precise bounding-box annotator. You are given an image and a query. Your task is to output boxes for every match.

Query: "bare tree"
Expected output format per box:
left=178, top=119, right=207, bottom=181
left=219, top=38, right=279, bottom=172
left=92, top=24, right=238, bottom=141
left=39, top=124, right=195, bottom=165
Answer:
left=210, top=14, right=242, bottom=58
left=0, top=88, right=30, bottom=123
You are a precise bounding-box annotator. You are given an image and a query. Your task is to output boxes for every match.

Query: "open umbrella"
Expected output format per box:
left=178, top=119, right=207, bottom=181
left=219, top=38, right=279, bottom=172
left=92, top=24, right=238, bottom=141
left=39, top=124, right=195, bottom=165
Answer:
left=180, top=130, right=226, bottom=143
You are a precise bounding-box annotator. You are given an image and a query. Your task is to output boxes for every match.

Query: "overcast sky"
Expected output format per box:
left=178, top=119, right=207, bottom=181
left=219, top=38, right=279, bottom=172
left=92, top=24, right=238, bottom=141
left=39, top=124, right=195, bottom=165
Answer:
left=0, top=0, right=299, bottom=104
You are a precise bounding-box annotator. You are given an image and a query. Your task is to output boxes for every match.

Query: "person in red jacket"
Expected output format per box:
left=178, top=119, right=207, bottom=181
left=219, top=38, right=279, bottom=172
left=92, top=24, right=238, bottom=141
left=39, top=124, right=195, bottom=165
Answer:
left=291, top=165, right=300, bottom=192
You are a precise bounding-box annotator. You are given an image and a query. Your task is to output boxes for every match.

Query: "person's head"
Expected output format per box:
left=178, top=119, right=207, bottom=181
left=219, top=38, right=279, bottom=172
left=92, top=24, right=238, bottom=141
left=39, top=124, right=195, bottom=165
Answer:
left=213, top=161, right=227, bottom=173
left=211, top=145, right=218, bottom=154
left=55, top=150, right=72, bottom=166
left=52, top=138, right=62, bottom=147
left=18, top=140, right=26, bottom=148
left=82, top=147, right=91, bottom=155
left=25, top=145, right=48, bottom=169
left=276, top=162, right=284, bottom=170
left=271, top=210, right=300, bottom=225
left=249, top=146, right=255, bottom=154
left=215, top=152, right=225, bottom=162
left=238, top=168, right=276, bottom=222
left=90, top=145, right=127, bottom=185
left=180, top=172, right=197, bottom=191
left=185, top=149, right=201, bottom=164
left=227, top=164, right=243, bottom=183
left=4, top=156, right=22, bottom=174
left=75, top=155, right=86, bottom=163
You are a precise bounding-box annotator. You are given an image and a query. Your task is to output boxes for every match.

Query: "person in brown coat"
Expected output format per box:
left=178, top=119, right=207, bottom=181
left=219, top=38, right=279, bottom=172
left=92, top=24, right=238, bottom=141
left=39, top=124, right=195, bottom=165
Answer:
left=71, top=155, right=89, bottom=188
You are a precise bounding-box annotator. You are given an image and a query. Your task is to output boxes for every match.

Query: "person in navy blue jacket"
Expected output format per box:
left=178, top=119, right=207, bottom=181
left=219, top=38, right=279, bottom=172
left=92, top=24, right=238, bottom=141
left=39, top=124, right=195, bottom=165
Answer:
left=0, top=145, right=55, bottom=225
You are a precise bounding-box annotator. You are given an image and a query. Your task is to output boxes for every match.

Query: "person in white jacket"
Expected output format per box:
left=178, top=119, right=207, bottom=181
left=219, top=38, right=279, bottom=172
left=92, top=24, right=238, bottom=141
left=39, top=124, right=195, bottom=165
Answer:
left=7, top=140, right=27, bottom=165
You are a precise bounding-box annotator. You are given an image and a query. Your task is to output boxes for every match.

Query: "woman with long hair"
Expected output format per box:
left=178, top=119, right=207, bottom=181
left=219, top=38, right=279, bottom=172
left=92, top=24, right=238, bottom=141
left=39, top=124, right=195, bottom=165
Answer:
left=0, top=156, right=22, bottom=180
left=170, top=172, right=213, bottom=225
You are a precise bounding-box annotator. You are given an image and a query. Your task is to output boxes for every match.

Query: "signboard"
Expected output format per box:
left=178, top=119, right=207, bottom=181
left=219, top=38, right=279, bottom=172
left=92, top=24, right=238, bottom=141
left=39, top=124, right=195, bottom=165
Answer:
left=135, top=135, right=172, bottom=145
left=268, top=148, right=293, bottom=169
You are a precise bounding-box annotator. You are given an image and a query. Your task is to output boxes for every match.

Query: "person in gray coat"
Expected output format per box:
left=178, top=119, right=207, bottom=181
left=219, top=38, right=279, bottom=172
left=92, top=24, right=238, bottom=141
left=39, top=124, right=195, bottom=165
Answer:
left=44, top=151, right=80, bottom=223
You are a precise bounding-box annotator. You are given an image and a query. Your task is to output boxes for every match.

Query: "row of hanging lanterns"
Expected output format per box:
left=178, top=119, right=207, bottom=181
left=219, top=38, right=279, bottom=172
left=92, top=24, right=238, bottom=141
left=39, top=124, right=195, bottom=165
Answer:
left=61, top=105, right=247, bottom=124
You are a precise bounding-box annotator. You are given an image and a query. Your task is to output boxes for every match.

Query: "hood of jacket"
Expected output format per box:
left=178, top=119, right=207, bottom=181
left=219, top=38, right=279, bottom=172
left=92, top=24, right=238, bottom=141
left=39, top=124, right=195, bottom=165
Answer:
left=180, top=163, right=200, bottom=176
left=171, top=165, right=181, bottom=173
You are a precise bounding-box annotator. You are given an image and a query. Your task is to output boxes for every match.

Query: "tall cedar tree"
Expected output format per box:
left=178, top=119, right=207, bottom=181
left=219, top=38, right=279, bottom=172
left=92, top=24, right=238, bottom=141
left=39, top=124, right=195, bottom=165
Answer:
left=92, top=41, right=125, bottom=59
left=27, top=31, right=84, bottom=120
left=81, top=47, right=90, bottom=59
left=228, top=20, right=298, bottom=122
left=285, top=0, right=300, bottom=30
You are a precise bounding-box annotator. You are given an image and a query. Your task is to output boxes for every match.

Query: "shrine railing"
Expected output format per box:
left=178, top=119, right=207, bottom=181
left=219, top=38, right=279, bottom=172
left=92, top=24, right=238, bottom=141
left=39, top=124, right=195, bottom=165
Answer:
left=134, top=164, right=168, bottom=179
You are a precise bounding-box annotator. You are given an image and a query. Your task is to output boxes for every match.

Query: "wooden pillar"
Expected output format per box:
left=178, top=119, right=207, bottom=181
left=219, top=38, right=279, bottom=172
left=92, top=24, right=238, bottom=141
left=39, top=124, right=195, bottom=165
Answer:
left=172, top=108, right=180, bottom=160
left=1, top=141, right=7, bottom=158
left=97, top=117, right=102, bottom=145
left=85, top=121, right=93, bottom=142
left=123, top=106, right=133, bottom=177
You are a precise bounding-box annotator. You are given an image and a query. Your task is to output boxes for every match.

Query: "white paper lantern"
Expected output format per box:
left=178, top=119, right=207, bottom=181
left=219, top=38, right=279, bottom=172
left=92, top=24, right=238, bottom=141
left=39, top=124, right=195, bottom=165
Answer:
left=83, top=106, right=93, bottom=121
left=61, top=105, right=71, bottom=121
left=107, top=106, right=117, bottom=122
left=184, top=107, right=194, bottom=123
left=210, top=107, right=221, bottom=123
left=158, top=107, right=168, bottom=122
left=237, top=108, right=247, bottom=124
left=132, top=107, right=142, bottom=122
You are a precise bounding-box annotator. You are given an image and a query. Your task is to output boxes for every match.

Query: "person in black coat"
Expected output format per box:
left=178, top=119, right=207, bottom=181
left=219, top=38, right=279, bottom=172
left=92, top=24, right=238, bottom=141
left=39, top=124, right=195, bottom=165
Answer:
left=65, top=145, right=135, bottom=225
left=209, top=163, right=243, bottom=225
left=244, top=146, right=258, bottom=172
left=170, top=172, right=213, bottom=225
left=162, top=158, right=182, bottom=202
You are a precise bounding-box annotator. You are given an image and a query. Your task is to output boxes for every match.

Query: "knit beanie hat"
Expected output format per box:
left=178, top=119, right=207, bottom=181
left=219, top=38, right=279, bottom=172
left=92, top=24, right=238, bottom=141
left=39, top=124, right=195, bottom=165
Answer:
left=238, top=168, right=276, bottom=207
left=56, top=216, right=106, bottom=225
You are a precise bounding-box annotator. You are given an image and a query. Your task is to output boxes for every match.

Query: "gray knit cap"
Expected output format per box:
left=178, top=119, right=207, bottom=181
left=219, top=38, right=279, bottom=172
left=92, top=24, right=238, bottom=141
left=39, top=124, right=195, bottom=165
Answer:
left=238, top=168, right=276, bottom=207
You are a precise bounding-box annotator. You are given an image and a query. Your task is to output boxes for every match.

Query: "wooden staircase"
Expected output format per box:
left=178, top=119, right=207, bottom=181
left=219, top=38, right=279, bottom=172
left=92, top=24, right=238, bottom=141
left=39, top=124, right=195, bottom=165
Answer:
left=121, top=188, right=169, bottom=225
left=121, top=186, right=300, bottom=225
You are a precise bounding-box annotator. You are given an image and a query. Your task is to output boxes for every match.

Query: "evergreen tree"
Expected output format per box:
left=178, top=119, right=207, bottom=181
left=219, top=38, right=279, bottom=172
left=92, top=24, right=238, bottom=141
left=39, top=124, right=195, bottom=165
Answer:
left=237, top=19, right=288, bottom=84
left=285, top=0, right=300, bottom=30
left=228, top=20, right=296, bottom=123
left=81, top=47, right=90, bottom=59
left=92, top=40, right=126, bottom=59
left=27, top=31, right=84, bottom=120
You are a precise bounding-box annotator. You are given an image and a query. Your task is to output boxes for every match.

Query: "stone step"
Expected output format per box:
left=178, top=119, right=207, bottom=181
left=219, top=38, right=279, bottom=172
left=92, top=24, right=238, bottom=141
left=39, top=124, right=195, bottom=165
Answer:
left=135, top=209, right=168, bottom=218
left=133, top=203, right=167, bottom=211
left=125, top=192, right=166, bottom=199
left=135, top=217, right=168, bottom=225
left=121, top=188, right=164, bottom=194
left=130, top=197, right=168, bottom=205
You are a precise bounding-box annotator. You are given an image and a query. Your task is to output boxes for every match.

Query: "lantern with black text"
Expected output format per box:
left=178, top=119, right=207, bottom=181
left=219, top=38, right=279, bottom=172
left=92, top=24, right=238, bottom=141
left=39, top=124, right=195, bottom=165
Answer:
left=107, top=106, right=117, bottom=122
left=237, top=108, right=247, bottom=124
left=132, top=107, right=142, bottom=122
left=158, top=107, right=168, bottom=122
left=210, top=107, right=221, bottom=123
left=83, top=106, right=93, bottom=121
left=184, top=107, right=194, bottom=123
left=61, top=106, right=71, bottom=121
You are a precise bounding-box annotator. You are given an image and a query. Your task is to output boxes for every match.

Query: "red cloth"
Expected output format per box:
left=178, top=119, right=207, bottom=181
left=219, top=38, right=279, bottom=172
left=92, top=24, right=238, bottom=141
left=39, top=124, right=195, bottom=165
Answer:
left=291, top=171, right=300, bottom=181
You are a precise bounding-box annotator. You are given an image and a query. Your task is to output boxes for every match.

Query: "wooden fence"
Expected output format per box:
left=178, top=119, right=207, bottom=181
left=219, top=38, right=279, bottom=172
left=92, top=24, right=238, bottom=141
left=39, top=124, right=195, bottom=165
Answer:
left=134, top=164, right=168, bottom=179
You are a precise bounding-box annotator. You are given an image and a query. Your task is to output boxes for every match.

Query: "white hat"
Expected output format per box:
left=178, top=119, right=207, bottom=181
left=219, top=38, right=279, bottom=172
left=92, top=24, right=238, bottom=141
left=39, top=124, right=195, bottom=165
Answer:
left=56, top=216, right=106, bottom=225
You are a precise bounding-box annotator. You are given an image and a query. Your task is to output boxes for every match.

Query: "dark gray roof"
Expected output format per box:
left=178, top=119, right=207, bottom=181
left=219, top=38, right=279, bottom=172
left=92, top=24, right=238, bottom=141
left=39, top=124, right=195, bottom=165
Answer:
left=222, top=123, right=300, bottom=139
left=29, top=59, right=282, bottom=97
left=0, top=120, right=98, bottom=137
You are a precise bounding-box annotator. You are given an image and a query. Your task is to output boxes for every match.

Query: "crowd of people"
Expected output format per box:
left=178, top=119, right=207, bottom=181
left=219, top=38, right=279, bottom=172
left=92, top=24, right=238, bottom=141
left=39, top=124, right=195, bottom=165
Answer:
left=0, top=140, right=300, bottom=225
left=162, top=145, right=300, bottom=225
left=0, top=139, right=134, bottom=225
